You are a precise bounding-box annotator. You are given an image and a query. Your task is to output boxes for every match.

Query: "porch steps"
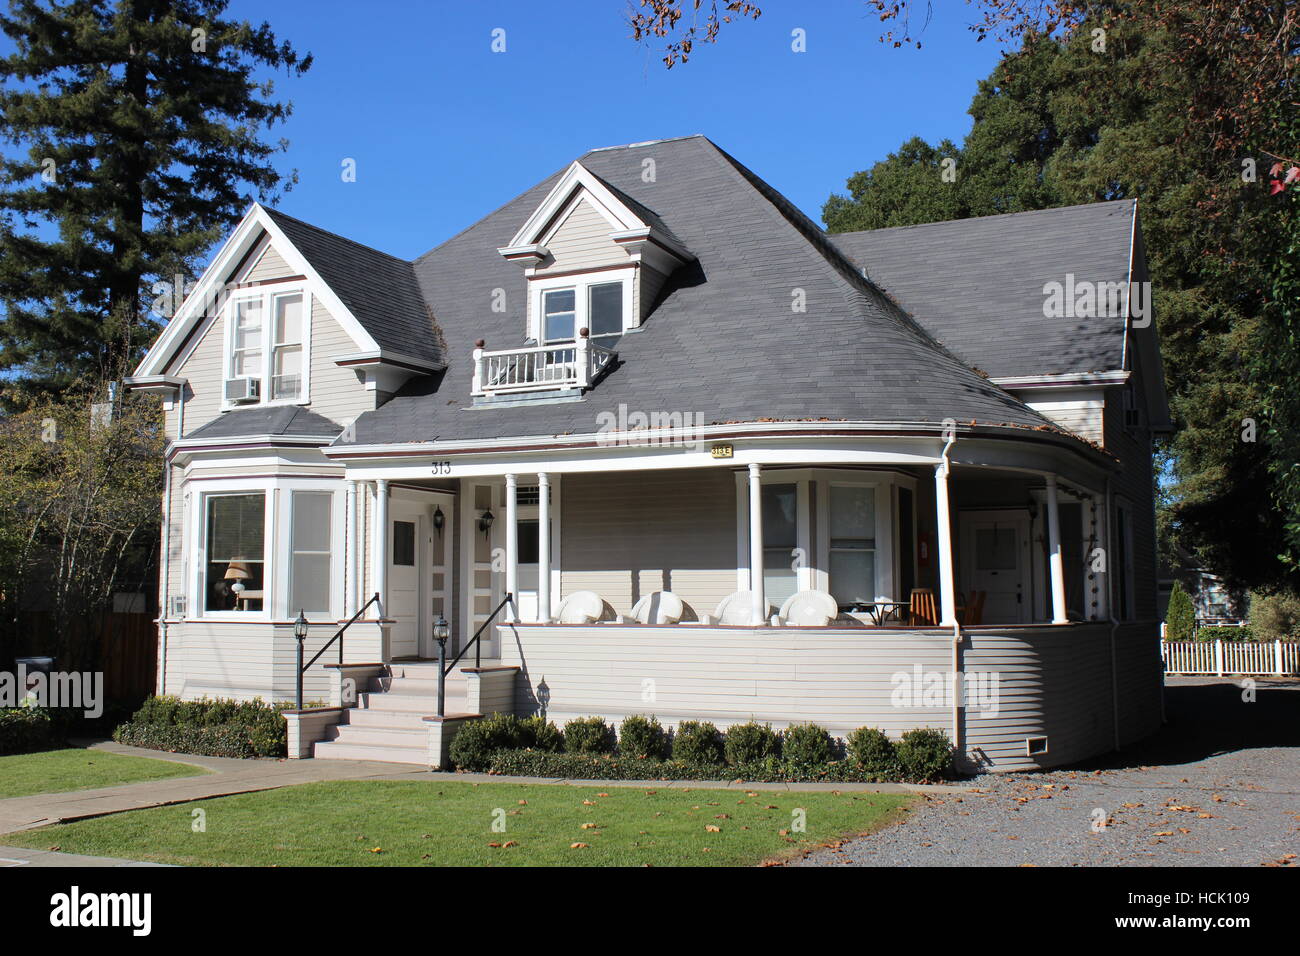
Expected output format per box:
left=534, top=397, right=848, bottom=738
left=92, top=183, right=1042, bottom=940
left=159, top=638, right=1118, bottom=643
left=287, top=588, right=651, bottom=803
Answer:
left=313, top=661, right=473, bottom=766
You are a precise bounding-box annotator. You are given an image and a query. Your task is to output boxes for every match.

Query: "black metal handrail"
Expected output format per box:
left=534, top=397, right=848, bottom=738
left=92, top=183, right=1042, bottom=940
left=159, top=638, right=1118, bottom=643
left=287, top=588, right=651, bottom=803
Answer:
left=296, top=593, right=380, bottom=709
left=437, top=592, right=512, bottom=716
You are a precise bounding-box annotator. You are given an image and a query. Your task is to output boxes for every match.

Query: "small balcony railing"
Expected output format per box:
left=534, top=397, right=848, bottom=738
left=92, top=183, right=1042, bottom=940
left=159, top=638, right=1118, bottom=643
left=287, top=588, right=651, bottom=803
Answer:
left=471, top=332, right=616, bottom=398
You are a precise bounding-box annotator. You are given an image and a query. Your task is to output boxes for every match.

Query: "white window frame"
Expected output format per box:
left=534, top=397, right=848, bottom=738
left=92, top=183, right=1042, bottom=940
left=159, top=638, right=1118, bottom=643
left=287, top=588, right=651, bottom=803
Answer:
left=818, top=476, right=894, bottom=606
left=221, top=284, right=312, bottom=410
left=528, top=268, right=635, bottom=345
left=193, top=485, right=273, bottom=622
left=734, top=468, right=900, bottom=606
left=191, top=477, right=344, bottom=622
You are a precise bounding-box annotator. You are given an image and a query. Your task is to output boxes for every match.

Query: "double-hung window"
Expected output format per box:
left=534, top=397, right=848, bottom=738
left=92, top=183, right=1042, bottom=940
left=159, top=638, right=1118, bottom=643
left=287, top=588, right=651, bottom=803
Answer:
left=535, top=276, right=629, bottom=346
left=226, top=288, right=308, bottom=405
left=204, top=493, right=267, bottom=613
left=828, top=484, right=877, bottom=606
left=289, top=491, right=332, bottom=615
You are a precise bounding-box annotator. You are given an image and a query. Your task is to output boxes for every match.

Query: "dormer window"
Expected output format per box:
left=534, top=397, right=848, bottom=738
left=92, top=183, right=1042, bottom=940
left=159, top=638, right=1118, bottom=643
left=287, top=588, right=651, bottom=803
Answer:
left=533, top=272, right=632, bottom=347
left=223, top=287, right=310, bottom=407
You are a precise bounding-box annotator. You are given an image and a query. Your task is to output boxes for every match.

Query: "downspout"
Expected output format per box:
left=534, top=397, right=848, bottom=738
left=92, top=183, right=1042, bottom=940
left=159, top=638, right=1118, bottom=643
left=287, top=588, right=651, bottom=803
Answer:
left=1104, top=477, right=1121, bottom=752
left=941, top=432, right=962, bottom=756
left=156, top=385, right=183, bottom=696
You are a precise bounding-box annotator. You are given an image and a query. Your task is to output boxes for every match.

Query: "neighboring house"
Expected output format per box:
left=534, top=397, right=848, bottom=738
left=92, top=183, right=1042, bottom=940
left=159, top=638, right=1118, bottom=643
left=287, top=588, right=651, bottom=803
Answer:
left=127, top=135, right=1170, bottom=771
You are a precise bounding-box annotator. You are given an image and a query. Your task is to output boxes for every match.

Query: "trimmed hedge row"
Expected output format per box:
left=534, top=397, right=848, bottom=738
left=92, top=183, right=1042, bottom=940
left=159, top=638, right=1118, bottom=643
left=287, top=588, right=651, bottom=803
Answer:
left=0, top=707, right=61, bottom=756
left=450, top=712, right=954, bottom=783
left=112, top=695, right=291, bottom=758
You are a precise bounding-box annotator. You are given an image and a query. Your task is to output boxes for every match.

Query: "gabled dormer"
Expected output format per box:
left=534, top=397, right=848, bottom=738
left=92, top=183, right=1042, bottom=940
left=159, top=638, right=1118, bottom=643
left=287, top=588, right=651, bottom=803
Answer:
left=472, top=162, right=691, bottom=400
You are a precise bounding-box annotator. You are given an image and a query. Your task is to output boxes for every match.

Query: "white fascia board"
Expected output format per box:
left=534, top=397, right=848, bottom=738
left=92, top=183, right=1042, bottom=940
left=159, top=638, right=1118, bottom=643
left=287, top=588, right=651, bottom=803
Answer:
left=123, top=374, right=187, bottom=393
left=334, top=349, right=443, bottom=372
left=323, top=420, right=1111, bottom=474
left=134, top=204, right=263, bottom=376
left=507, top=162, right=645, bottom=249
left=134, top=204, right=380, bottom=377
left=991, top=371, right=1130, bottom=390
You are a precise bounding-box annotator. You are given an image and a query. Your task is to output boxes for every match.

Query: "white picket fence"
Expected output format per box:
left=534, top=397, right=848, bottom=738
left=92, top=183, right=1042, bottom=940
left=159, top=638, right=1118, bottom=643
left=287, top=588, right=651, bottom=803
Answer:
left=1162, top=639, right=1300, bottom=676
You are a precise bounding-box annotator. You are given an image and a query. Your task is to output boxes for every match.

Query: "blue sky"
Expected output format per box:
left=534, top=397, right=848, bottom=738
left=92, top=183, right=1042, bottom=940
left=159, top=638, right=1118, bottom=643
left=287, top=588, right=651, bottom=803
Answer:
left=226, top=0, right=1010, bottom=260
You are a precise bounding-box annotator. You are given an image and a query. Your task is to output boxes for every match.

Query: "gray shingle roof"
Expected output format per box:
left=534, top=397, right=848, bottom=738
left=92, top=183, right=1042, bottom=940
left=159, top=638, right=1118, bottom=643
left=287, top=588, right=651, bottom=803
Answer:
left=828, top=200, right=1136, bottom=378
left=343, top=135, right=1058, bottom=447
left=261, top=207, right=442, bottom=367
left=185, top=405, right=342, bottom=440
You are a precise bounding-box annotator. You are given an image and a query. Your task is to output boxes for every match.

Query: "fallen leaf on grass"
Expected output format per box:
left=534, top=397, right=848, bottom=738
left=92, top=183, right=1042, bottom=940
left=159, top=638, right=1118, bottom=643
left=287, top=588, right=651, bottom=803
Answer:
left=705, top=824, right=721, bottom=832
left=570, top=842, right=589, bottom=849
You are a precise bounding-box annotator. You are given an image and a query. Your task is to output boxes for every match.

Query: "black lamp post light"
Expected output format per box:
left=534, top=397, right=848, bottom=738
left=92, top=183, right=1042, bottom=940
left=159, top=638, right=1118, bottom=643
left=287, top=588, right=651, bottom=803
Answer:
left=434, top=615, right=450, bottom=717
left=293, top=609, right=309, bottom=710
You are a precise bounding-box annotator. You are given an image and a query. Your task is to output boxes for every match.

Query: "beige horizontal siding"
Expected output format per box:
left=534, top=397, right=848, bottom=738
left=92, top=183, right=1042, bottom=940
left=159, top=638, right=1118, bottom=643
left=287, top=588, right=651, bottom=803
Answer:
left=537, top=198, right=631, bottom=275
left=560, top=469, right=737, bottom=618
left=245, top=245, right=294, bottom=282
left=163, top=620, right=384, bottom=703
left=496, top=621, right=1160, bottom=771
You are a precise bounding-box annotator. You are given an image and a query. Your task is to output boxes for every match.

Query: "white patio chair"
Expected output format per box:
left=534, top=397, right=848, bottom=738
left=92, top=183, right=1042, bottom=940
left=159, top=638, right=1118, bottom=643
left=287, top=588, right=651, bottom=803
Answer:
left=555, top=590, right=610, bottom=624
left=629, top=590, right=690, bottom=625
left=713, top=590, right=774, bottom=626
left=779, top=589, right=838, bottom=626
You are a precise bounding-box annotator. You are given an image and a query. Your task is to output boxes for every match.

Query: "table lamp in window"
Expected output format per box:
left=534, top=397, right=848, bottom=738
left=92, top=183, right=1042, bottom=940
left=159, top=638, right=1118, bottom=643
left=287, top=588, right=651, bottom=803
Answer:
left=224, top=561, right=251, bottom=600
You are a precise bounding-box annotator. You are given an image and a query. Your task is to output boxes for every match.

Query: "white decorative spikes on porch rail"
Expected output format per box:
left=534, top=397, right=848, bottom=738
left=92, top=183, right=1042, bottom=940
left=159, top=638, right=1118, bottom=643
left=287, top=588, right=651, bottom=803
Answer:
left=471, top=330, right=616, bottom=398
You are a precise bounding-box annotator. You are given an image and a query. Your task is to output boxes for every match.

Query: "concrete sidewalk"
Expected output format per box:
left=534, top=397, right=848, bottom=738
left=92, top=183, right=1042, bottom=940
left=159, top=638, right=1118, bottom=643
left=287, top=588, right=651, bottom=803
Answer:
left=0, top=742, right=427, bottom=835
left=0, top=845, right=171, bottom=867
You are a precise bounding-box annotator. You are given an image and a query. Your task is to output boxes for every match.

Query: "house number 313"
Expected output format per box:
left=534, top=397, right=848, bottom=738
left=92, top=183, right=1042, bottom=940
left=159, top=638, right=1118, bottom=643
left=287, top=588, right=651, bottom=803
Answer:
left=431, top=460, right=452, bottom=475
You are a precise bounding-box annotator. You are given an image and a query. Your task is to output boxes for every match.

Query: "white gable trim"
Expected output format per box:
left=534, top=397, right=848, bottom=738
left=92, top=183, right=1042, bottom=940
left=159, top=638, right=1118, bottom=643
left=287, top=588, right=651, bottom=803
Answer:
left=505, top=162, right=646, bottom=251
left=134, top=204, right=380, bottom=377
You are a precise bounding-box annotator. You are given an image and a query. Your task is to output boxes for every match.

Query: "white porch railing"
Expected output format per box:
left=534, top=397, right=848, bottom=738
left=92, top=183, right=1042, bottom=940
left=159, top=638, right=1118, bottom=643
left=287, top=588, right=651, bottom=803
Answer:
left=471, top=334, right=616, bottom=397
left=1161, top=639, right=1299, bottom=676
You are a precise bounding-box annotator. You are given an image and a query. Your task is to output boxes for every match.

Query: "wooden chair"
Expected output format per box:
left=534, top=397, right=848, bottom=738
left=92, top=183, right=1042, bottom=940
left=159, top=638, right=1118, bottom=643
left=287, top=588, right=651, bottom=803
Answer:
left=909, top=588, right=937, bottom=626
left=958, top=589, right=987, bottom=626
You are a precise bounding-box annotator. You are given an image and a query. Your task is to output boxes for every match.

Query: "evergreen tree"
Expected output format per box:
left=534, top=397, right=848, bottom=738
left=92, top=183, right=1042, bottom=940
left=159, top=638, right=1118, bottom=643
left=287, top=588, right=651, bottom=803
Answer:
left=1164, top=580, right=1196, bottom=642
left=820, top=15, right=1299, bottom=593
left=0, top=0, right=311, bottom=394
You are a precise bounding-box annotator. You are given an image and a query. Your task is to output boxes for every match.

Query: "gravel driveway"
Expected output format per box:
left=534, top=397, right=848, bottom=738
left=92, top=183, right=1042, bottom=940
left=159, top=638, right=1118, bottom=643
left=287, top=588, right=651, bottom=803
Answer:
left=795, top=676, right=1300, bottom=867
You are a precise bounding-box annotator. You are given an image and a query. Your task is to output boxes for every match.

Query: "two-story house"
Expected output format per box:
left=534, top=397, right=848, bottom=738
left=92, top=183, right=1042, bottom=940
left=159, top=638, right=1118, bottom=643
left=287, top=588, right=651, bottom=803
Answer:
left=127, top=135, right=1169, bottom=771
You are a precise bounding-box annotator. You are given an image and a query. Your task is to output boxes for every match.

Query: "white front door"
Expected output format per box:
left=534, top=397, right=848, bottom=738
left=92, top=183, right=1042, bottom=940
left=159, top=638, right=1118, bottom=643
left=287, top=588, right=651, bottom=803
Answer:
left=387, top=503, right=423, bottom=659
left=959, top=510, right=1031, bottom=624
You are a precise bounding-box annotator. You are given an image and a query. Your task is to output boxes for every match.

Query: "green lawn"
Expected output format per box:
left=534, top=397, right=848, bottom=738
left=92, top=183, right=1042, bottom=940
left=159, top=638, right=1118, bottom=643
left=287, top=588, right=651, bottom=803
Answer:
left=0, top=748, right=208, bottom=799
left=4, top=779, right=914, bottom=866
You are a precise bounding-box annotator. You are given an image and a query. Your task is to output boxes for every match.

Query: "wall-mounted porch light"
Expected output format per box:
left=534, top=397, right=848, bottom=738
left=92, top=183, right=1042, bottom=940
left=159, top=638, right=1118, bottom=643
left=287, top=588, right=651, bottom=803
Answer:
left=479, top=509, right=494, bottom=535
left=433, top=506, right=445, bottom=536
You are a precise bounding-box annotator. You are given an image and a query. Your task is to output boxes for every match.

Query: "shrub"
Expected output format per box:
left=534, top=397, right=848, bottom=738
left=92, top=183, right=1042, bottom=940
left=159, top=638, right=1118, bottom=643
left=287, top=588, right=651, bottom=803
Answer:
left=1248, top=590, right=1300, bottom=641
left=563, top=716, right=616, bottom=754
left=449, top=713, right=529, bottom=771
left=619, top=714, right=669, bottom=759
left=723, top=721, right=781, bottom=766
left=112, top=694, right=288, bottom=758
left=847, top=726, right=898, bottom=778
left=1198, top=624, right=1254, bottom=642
left=895, top=728, right=954, bottom=782
left=1165, top=581, right=1196, bottom=642
left=782, top=723, right=836, bottom=767
left=0, top=707, right=60, bottom=755
left=518, top=715, right=564, bottom=752
left=672, top=720, right=724, bottom=766
left=113, top=722, right=259, bottom=759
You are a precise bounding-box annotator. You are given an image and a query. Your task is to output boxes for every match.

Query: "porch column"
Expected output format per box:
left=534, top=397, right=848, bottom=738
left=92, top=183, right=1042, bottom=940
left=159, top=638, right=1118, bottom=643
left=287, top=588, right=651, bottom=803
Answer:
left=505, top=473, right=519, bottom=623
left=372, top=479, right=389, bottom=617
left=537, top=472, right=551, bottom=622
left=748, top=463, right=766, bottom=625
left=1045, top=476, right=1069, bottom=624
left=345, top=479, right=359, bottom=617
left=933, top=462, right=958, bottom=627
